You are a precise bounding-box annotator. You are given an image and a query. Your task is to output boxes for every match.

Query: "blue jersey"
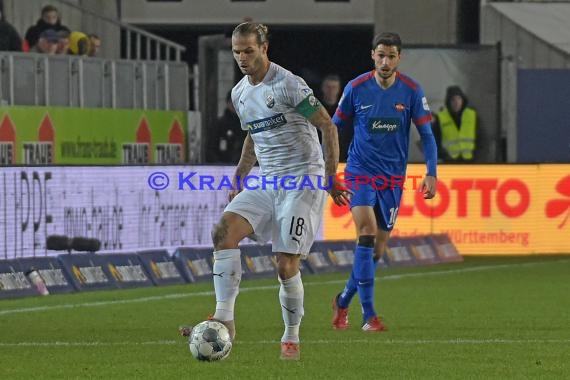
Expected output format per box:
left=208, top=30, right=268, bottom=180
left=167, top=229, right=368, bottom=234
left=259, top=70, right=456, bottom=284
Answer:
left=332, top=71, right=434, bottom=179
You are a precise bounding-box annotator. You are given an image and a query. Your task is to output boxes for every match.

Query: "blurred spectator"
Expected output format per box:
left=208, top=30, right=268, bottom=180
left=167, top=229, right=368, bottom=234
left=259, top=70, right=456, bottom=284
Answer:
left=25, top=5, right=70, bottom=48
left=319, top=74, right=351, bottom=162
left=56, top=30, right=70, bottom=55
left=206, top=91, right=246, bottom=163
left=69, top=31, right=91, bottom=56
left=88, top=34, right=101, bottom=57
left=432, top=85, right=478, bottom=162
left=320, top=74, right=342, bottom=116
left=0, top=10, right=22, bottom=52
left=30, top=29, right=59, bottom=55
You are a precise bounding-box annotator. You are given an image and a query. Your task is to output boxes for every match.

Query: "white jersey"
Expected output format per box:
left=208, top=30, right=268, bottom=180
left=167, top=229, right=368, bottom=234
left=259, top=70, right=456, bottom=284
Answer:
left=232, top=62, right=325, bottom=177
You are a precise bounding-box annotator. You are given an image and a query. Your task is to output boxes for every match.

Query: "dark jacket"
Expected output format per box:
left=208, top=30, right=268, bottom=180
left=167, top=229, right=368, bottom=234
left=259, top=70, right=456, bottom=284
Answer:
left=25, top=18, right=70, bottom=47
left=206, top=109, right=246, bottom=164
left=0, top=20, right=22, bottom=51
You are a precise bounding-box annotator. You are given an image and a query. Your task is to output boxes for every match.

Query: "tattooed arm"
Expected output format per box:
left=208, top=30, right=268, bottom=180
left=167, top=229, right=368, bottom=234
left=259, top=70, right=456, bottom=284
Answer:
left=308, top=107, right=349, bottom=206
left=229, top=132, right=257, bottom=201
left=308, top=106, right=338, bottom=180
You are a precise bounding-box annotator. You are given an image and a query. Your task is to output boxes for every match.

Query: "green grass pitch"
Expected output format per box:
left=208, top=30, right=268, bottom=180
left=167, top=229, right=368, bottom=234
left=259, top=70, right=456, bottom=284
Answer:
left=1, top=256, right=569, bottom=379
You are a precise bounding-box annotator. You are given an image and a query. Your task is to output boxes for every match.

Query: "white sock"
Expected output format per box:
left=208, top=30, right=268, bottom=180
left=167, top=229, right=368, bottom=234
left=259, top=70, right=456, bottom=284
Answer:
left=279, top=271, right=304, bottom=343
left=212, top=248, right=241, bottom=322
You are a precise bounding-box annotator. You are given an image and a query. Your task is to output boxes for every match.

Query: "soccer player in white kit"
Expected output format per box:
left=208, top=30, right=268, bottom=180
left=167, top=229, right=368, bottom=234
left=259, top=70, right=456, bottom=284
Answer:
left=180, top=22, right=349, bottom=360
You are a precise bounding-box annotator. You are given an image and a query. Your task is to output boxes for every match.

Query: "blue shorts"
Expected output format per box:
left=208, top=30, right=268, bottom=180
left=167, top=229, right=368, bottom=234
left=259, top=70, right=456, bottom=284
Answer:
left=345, top=173, right=403, bottom=231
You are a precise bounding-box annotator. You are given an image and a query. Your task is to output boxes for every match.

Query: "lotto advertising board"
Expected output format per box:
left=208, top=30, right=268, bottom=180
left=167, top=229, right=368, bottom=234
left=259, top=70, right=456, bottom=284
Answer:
left=0, top=107, right=186, bottom=165
left=324, top=164, right=570, bottom=255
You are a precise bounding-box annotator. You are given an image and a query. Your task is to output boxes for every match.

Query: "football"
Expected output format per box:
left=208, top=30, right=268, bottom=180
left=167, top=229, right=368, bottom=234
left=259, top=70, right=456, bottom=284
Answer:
left=188, top=320, right=232, bottom=361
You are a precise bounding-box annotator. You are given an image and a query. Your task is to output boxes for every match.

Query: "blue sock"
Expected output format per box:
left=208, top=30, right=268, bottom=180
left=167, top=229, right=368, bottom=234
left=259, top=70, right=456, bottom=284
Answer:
left=354, top=245, right=376, bottom=321
left=337, top=271, right=357, bottom=308
left=338, top=250, right=381, bottom=309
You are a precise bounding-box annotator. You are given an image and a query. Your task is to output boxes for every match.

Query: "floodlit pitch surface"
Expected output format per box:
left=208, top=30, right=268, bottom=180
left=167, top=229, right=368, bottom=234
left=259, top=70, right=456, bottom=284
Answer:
left=1, top=256, right=569, bottom=379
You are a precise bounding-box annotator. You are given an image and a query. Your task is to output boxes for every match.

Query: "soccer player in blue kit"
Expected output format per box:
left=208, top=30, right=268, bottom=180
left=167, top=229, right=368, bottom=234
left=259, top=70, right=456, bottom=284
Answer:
left=331, top=32, right=438, bottom=331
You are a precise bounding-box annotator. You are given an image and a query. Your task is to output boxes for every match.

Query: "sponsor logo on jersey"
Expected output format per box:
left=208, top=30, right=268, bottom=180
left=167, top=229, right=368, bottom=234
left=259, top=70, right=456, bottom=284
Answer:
left=368, top=118, right=401, bottom=133
left=247, top=113, right=287, bottom=134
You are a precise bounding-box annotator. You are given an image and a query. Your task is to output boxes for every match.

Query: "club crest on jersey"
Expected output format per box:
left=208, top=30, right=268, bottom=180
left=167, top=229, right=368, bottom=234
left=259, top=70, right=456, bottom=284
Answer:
left=265, top=93, right=275, bottom=108
left=394, top=103, right=406, bottom=112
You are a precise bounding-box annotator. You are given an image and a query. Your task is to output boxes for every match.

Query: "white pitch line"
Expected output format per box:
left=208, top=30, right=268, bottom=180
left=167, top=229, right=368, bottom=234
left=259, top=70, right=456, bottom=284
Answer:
left=0, top=259, right=568, bottom=317
left=239, top=338, right=570, bottom=345
left=0, top=338, right=569, bottom=347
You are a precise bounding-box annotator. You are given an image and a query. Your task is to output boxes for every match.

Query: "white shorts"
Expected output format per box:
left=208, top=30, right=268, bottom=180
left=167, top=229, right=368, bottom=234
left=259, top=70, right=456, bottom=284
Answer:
left=224, top=175, right=327, bottom=254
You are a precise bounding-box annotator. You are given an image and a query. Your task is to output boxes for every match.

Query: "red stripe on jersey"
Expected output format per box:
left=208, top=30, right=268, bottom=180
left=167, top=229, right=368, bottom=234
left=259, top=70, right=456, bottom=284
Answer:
left=351, top=71, right=374, bottom=88
left=335, top=109, right=350, bottom=121
left=414, top=114, right=432, bottom=126
left=396, top=71, right=417, bottom=91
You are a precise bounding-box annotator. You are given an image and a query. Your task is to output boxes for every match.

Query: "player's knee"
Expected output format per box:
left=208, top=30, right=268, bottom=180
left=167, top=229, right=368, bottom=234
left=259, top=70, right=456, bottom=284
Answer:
left=358, top=235, right=375, bottom=248
left=277, top=253, right=299, bottom=279
left=211, top=219, right=230, bottom=249
left=357, top=223, right=377, bottom=236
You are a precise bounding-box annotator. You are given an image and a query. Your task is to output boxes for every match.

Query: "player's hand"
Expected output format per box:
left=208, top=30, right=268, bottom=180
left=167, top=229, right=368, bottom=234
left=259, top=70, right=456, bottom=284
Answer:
left=228, top=188, right=242, bottom=202
left=327, top=175, right=352, bottom=206
left=419, top=175, right=437, bottom=199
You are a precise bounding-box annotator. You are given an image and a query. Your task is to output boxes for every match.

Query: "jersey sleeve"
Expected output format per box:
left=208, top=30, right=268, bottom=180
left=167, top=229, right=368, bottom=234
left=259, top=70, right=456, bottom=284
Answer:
left=231, top=89, right=248, bottom=131
left=282, top=74, right=322, bottom=119
left=412, top=85, right=437, bottom=177
left=332, top=83, right=354, bottom=129
left=411, top=85, right=433, bottom=127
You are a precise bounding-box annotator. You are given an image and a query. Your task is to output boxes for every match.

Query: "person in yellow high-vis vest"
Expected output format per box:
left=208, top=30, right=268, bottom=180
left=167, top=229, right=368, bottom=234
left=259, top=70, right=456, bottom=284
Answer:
left=433, top=86, right=477, bottom=162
